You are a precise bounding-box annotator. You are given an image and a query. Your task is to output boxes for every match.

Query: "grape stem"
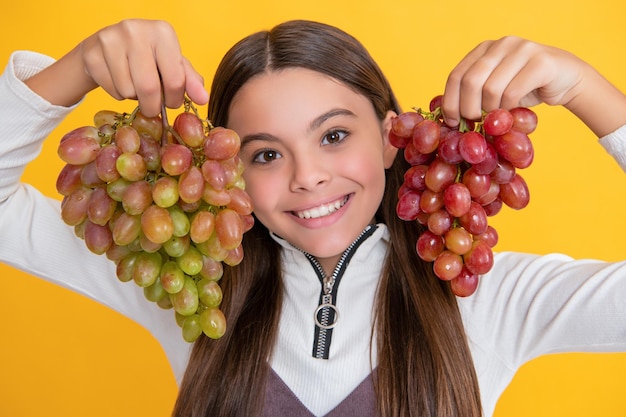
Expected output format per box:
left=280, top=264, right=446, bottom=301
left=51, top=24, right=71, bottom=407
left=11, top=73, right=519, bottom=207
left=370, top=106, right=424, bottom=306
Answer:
left=160, top=100, right=171, bottom=146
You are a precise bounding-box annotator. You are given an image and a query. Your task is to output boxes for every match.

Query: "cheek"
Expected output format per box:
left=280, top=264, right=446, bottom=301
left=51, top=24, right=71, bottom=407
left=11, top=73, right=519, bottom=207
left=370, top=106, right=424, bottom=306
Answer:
left=242, top=170, right=278, bottom=215
left=343, top=148, right=387, bottom=188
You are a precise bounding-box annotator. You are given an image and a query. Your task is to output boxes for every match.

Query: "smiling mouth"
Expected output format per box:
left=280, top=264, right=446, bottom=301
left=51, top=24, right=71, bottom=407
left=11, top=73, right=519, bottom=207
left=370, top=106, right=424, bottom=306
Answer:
left=294, top=196, right=349, bottom=219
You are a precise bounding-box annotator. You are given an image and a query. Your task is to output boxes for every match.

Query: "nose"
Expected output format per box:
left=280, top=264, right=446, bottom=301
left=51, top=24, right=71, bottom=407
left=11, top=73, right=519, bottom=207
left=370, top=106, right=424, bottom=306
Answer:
left=289, top=154, right=331, bottom=192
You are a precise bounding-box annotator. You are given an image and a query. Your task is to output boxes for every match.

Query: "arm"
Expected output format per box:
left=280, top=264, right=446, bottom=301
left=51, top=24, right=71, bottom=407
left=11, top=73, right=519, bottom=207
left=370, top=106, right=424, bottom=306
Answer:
left=22, top=19, right=208, bottom=116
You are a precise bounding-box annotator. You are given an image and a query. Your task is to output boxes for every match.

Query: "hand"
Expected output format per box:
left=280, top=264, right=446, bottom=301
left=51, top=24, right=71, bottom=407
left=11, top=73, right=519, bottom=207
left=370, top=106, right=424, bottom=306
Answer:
left=26, top=19, right=208, bottom=117
left=441, top=36, right=586, bottom=126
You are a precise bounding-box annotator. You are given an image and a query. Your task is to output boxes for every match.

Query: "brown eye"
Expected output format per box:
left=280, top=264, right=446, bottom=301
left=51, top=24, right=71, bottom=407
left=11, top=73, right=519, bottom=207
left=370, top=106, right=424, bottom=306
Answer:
left=322, top=130, right=347, bottom=145
left=252, top=149, right=281, bottom=164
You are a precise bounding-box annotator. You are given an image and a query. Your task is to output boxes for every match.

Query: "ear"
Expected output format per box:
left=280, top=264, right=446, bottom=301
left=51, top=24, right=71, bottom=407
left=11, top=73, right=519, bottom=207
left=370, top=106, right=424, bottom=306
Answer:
left=382, top=110, right=399, bottom=169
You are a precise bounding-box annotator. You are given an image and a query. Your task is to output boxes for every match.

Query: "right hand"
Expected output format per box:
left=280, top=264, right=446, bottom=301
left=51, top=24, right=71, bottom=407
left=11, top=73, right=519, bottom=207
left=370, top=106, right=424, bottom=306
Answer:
left=27, top=19, right=208, bottom=116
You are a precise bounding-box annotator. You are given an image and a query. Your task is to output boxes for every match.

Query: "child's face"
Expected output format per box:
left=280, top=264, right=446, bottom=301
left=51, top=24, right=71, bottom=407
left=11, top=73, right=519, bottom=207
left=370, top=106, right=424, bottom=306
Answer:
left=228, top=68, right=397, bottom=272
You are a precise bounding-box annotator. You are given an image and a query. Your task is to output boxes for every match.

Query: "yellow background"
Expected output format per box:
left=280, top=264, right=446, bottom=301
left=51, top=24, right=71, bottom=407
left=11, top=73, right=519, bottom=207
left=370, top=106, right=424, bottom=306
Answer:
left=1, top=0, right=625, bottom=416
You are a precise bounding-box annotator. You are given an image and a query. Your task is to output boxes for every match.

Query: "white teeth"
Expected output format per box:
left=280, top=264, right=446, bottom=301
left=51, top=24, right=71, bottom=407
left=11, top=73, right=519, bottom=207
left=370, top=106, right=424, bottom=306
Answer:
left=296, top=197, right=347, bottom=219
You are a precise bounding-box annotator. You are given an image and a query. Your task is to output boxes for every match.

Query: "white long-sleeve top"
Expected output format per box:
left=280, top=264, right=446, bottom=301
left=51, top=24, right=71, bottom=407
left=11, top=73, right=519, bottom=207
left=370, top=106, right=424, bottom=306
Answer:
left=1, top=51, right=626, bottom=417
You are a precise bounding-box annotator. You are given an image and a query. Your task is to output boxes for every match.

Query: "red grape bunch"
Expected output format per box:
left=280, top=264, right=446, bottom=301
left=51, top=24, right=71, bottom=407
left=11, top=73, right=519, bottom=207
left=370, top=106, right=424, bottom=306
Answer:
left=392, top=95, right=537, bottom=297
left=56, top=101, right=254, bottom=342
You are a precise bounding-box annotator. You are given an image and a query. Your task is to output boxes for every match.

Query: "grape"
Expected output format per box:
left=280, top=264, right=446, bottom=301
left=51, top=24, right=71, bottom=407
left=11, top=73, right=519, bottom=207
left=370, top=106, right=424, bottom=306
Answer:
left=122, top=180, right=152, bottom=215
left=391, top=111, right=424, bottom=139
left=56, top=163, right=84, bottom=196
left=412, top=119, right=441, bottom=154
left=463, top=240, right=494, bottom=275
left=215, top=208, right=244, bottom=250
left=443, top=182, right=471, bottom=217
left=199, top=307, right=227, bottom=339
left=116, top=152, right=147, bottom=182
left=391, top=96, right=537, bottom=296
left=61, top=187, right=93, bottom=226
left=493, top=130, right=534, bottom=168
left=202, top=159, right=228, bottom=190
left=438, top=130, right=464, bottom=164
left=131, top=111, right=163, bottom=140
left=419, top=188, right=444, bottom=214
left=396, top=189, right=422, bottom=221
left=116, top=253, right=138, bottom=283
left=163, top=234, right=191, bottom=258
left=450, top=268, right=479, bottom=297
left=403, top=165, right=428, bottom=191
left=443, top=227, right=473, bottom=255
left=80, top=161, right=106, bottom=188
left=424, top=158, right=457, bottom=192
left=152, top=176, right=180, bottom=208
left=56, top=100, right=254, bottom=342
left=83, top=220, right=113, bottom=255
left=427, top=209, right=453, bottom=236
left=161, top=143, right=193, bottom=176
left=190, top=210, right=216, bottom=244
left=95, top=144, right=122, bottom=182
left=490, top=158, right=516, bottom=184
left=138, top=133, right=161, bottom=171
left=202, top=184, right=231, bottom=207
left=197, top=279, right=223, bottom=308
left=58, top=126, right=101, bottom=165
left=462, top=167, right=491, bottom=199
left=160, top=261, right=186, bottom=294
left=499, top=173, right=530, bottom=209
left=173, top=111, right=206, bottom=148
left=224, top=244, right=244, bottom=266
left=144, top=277, right=168, bottom=304
left=141, top=204, right=174, bottom=245
left=199, top=255, right=224, bottom=281
left=203, top=127, right=241, bottom=161
left=170, top=276, right=199, bottom=316
left=458, top=201, right=488, bottom=235
left=404, top=142, right=435, bottom=165
left=86, top=186, right=117, bottom=226
left=483, top=108, right=513, bottom=136
left=132, top=251, right=162, bottom=287
left=226, top=187, right=254, bottom=216
left=474, top=225, right=499, bottom=248
left=182, top=314, right=203, bottom=343
left=458, top=131, right=487, bottom=164
left=433, top=250, right=464, bottom=281
left=111, top=211, right=141, bottom=246
left=510, top=107, right=538, bottom=134
left=416, top=230, right=445, bottom=262
left=472, top=142, right=498, bottom=175
left=115, top=125, right=141, bottom=153
left=178, top=166, right=205, bottom=204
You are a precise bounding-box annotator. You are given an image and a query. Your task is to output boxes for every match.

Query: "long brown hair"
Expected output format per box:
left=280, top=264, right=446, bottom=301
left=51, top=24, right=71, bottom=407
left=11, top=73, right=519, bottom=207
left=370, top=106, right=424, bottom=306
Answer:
left=172, top=20, right=482, bottom=417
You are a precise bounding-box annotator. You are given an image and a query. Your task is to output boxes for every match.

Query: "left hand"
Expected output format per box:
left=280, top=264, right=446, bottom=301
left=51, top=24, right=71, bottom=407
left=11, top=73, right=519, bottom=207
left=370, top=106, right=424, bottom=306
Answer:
left=441, top=36, right=586, bottom=126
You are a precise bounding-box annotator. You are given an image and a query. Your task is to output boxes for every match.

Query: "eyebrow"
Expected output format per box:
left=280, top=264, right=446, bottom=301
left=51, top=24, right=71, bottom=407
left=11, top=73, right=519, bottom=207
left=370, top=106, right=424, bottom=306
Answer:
left=240, top=108, right=356, bottom=149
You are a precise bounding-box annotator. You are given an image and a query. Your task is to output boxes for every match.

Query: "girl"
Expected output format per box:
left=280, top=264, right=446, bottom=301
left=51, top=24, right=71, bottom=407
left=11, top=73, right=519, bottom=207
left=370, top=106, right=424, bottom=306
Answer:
left=1, top=18, right=625, bottom=417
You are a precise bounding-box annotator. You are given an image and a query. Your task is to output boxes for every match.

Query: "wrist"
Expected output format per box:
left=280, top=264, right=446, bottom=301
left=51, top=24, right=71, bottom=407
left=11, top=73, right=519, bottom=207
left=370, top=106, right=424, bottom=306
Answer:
left=564, top=64, right=626, bottom=137
left=24, top=45, right=98, bottom=107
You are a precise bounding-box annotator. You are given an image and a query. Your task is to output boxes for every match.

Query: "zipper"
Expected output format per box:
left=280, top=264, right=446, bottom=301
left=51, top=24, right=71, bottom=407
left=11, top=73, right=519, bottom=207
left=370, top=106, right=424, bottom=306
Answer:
left=299, top=224, right=378, bottom=359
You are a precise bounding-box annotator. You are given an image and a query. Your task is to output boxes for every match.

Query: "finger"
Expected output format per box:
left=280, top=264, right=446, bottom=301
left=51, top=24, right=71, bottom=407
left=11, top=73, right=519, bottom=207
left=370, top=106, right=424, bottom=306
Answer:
left=127, top=47, right=167, bottom=117
left=95, top=25, right=146, bottom=103
left=80, top=41, right=125, bottom=101
left=477, top=45, right=532, bottom=112
left=442, top=40, right=494, bottom=126
left=453, top=38, right=525, bottom=120
left=150, top=24, right=188, bottom=111
left=182, top=58, right=209, bottom=106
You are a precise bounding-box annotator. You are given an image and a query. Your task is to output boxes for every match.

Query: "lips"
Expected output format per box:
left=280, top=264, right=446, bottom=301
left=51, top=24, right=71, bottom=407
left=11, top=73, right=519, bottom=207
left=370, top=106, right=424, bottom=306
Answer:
left=294, top=196, right=349, bottom=219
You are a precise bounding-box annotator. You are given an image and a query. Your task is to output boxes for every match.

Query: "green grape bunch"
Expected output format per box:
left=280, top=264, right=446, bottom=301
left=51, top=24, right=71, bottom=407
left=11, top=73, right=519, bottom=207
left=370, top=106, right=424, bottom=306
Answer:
left=56, top=100, right=254, bottom=342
